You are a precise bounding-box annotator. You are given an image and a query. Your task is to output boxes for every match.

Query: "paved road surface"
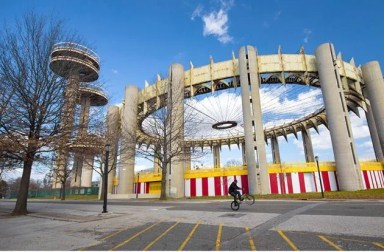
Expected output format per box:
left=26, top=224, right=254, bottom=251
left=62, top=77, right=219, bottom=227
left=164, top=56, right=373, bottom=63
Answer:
left=0, top=199, right=383, bottom=250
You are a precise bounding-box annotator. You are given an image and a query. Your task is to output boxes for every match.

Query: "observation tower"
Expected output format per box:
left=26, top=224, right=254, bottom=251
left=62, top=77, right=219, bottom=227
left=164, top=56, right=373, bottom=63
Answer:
left=49, top=42, right=105, bottom=189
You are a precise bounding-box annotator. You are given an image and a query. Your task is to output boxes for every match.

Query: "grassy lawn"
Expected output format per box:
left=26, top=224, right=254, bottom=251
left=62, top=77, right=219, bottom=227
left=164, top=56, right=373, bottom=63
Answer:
left=27, top=189, right=384, bottom=201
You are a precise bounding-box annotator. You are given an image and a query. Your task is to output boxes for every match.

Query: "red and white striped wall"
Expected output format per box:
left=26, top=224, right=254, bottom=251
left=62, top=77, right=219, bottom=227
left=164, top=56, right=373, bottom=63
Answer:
left=184, top=175, right=249, bottom=197
left=269, top=171, right=339, bottom=194
left=133, top=182, right=149, bottom=194
left=134, top=169, right=384, bottom=196
left=362, top=170, right=384, bottom=189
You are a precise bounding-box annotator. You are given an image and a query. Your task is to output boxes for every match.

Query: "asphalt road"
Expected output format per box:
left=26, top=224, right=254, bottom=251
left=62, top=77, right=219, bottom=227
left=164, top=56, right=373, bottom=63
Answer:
left=0, top=199, right=383, bottom=251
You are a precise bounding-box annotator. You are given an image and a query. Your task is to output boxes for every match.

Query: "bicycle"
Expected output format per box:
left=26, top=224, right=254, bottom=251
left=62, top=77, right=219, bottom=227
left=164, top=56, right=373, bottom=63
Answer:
left=230, top=193, right=255, bottom=211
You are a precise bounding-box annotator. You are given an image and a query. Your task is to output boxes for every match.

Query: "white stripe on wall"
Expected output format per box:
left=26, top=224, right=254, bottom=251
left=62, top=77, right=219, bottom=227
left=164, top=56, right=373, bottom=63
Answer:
left=185, top=179, right=190, bottom=197
left=196, top=178, right=202, bottom=197
left=208, top=177, right=215, bottom=196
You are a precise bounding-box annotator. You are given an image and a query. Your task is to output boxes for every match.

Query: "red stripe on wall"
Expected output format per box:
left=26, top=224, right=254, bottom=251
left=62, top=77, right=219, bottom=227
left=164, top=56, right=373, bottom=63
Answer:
left=313, top=173, right=318, bottom=192
left=269, top=174, right=279, bottom=194
left=363, top=171, right=370, bottom=189
left=214, top=177, right=222, bottom=196
left=190, top=178, right=196, bottom=197
left=279, top=173, right=286, bottom=194
left=145, top=183, right=149, bottom=194
left=202, top=177, right=209, bottom=196
left=241, top=175, right=249, bottom=194
left=321, top=171, right=331, bottom=191
left=286, top=173, right=293, bottom=194
left=298, top=172, right=306, bottom=193
left=137, top=183, right=141, bottom=194
left=223, top=177, right=228, bottom=196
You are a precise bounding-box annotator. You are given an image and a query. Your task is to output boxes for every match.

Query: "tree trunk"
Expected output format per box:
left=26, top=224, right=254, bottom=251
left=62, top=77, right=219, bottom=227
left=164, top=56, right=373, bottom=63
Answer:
left=160, top=164, right=167, bottom=200
left=12, top=159, right=33, bottom=215
left=61, top=182, right=66, bottom=200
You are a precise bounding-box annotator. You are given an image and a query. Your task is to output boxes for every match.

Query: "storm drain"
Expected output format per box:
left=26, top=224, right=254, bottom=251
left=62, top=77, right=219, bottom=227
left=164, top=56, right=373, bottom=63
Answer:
left=219, top=213, right=246, bottom=218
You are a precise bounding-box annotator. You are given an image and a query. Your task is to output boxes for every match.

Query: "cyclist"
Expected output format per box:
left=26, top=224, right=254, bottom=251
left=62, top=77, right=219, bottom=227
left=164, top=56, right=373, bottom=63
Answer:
left=228, top=179, right=243, bottom=202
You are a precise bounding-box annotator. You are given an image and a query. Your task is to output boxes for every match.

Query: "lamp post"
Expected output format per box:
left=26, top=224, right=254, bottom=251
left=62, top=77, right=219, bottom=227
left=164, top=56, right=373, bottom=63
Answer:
left=102, top=144, right=110, bottom=213
left=315, top=156, right=324, bottom=198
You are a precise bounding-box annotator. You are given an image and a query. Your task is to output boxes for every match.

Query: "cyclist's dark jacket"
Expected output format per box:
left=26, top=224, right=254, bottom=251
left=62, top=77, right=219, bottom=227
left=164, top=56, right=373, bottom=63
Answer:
left=228, top=182, right=240, bottom=193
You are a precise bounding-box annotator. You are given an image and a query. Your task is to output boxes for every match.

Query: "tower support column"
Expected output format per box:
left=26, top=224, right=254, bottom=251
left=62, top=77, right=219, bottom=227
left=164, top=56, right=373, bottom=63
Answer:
left=239, top=46, right=269, bottom=195
left=213, top=145, right=221, bottom=168
left=166, top=64, right=185, bottom=198
left=302, top=128, right=315, bottom=162
left=315, top=43, right=362, bottom=191
left=361, top=62, right=384, bottom=161
left=119, top=86, right=139, bottom=194
left=271, top=135, right=281, bottom=164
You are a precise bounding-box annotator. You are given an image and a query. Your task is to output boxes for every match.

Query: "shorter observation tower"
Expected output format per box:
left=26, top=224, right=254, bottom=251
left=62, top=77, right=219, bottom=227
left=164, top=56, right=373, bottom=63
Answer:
left=49, top=42, right=106, bottom=189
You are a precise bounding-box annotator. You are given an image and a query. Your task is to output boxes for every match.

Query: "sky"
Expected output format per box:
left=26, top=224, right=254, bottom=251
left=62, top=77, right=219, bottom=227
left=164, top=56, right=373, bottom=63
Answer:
left=1, top=0, right=383, bottom=179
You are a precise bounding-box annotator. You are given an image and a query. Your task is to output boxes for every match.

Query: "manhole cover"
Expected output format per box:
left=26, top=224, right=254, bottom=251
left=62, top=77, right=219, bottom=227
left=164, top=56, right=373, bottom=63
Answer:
left=219, top=213, right=246, bottom=218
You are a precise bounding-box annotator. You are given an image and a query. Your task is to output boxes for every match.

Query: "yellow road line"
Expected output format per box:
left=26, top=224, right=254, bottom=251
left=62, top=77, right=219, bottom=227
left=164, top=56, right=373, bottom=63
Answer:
left=215, top=224, right=223, bottom=251
left=373, top=242, right=384, bottom=249
left=178, top=221, right=201, bottom=251
left=277, top=230, right=298, bottom=251
left=245, top=227, right=256, bottom=251
left=319, top=235, right=343, bottom=251
left=78, top=227, right=131, bottom=251
left=144, top=221, right=180, bottom=251
left=109, top=221, right=162, bottom=251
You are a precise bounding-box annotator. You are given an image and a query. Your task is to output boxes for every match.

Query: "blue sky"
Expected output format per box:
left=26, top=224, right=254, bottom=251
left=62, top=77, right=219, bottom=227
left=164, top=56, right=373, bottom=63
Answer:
left=2, top=0, right=383, bottom=177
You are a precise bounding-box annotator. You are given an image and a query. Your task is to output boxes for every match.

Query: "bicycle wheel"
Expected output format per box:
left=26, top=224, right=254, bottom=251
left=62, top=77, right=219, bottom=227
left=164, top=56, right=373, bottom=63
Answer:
left=243, top=194, right=255, bottom=205
left=231, top=201, right=240, bottom=211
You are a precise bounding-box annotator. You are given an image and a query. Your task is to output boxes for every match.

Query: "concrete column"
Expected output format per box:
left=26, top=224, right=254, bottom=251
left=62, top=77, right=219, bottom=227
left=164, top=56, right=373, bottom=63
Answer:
left=364, top=103, right=384, bottom=161
left=70, top=156, right=83, bottom=187
left=302, top=128, right=315, bottom=162
left=315, top=43, right=362, bottom=191
left=79, top=96, right=91, bottom=134
left=184, top=147, right=191, bottom=170
left=241, top=142, right=247, bottom=166
left=213, top=145, right=221, bottom=168
left=361, top=62, right=384, bottom=161
left=239, top=46, right=269, bottom=195
left=107, top=105, right=120, bottom=193
left=81, top=155, right=94, bottom=187
left=154, top=155, right=161, bottom=174
left=166, top=64, right=185, bottom=198
left=119, top=86, right=139, bottom=194
left=271, top=135, right=281, bottom=164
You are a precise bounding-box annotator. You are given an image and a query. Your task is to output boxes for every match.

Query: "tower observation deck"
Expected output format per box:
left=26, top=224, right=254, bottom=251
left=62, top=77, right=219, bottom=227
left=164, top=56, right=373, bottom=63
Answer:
left=49, top=42, right=106, bottom=189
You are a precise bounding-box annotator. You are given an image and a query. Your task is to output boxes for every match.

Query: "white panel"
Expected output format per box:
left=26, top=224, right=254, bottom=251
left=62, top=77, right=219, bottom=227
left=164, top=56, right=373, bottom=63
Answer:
left=208, top=177, right=215, bottom=196
left=185, top=179, right=190, bottom=197
left=276, top=174, right=281, bottom=194
left=313, top=172, right=320, bottom=192
left=196, top=178, right=202, bottom=196
left=291, top=173, right=301, bottom=193
left=140, top=183, right=145, bottom=194
left=304, top=173, right=314, bottom=192
left=328, top=172, right=338, bottom=191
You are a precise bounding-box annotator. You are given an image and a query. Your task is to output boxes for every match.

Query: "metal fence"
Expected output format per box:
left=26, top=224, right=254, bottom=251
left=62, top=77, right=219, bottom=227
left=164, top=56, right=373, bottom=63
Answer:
left=7, top=187, right=99, bottom=199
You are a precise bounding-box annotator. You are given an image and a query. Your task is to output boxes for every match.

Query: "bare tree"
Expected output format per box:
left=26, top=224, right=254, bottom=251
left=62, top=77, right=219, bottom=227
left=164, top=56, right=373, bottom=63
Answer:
left=0, top=12, right=81, bottom=215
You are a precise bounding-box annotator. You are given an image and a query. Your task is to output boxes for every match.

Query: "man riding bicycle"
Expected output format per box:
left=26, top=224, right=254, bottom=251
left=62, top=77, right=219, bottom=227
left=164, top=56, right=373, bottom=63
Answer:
left=228, top=179, right=243, bottom=202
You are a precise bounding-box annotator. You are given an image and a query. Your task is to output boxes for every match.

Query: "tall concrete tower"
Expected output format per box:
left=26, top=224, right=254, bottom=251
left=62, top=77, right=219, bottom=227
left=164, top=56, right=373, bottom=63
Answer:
left=49, top=42, right=101, bottom=189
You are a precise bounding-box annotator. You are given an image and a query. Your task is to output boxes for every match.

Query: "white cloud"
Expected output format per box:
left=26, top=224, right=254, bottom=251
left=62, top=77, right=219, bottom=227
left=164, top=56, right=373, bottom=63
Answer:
left=112, top=69, right=118, bottom=74
left=273, top=10, right=282, bottom=20
left=191, top=0, right=234, bottom=44
left=303, top=28, right=312, bottom=43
